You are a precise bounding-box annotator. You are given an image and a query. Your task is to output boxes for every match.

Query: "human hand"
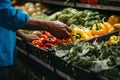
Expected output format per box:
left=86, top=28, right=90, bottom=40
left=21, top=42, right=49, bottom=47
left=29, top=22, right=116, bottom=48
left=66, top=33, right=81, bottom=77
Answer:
left=24, top=18, right=71, bottom=39
left=48, top=21, right=72, bottom=39
left=22, top=34, right=40, bottom=41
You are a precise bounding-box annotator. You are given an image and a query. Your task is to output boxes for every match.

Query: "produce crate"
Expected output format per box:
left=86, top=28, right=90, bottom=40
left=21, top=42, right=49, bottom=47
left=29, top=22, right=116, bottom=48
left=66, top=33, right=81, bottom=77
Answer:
left=52, top=53, right=109, bottom=80
left=17, top=30, right=120, bottom=80
left=52, top=54, right=92, bottom=80
left=16, top=36, right=52, bottom=64
left=97, top=65, right=120, bottom=80
left=16, top=37, right=26, bottom=50
left=25, top=42, right=54, bottom=65
left=16, top=60, right=28, bottom=76
left=52, top=30, right=120, bottom=80
left=28, top=68, right=44, bottom=80
left=23, top=40, right=94, bottom=80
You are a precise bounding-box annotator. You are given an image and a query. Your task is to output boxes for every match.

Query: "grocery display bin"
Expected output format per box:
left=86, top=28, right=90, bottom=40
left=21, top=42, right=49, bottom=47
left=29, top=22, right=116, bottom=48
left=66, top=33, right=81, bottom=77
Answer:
left=14, top=1, right=120, bottom=80
left=16, top=30, right=120, bottom=80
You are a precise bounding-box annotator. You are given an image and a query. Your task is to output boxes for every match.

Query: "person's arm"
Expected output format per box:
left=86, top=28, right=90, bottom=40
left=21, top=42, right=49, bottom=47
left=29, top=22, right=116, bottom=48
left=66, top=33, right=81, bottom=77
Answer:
left=17, top=29, right=39, bottom=41
left=23, top=17, right=72, bottom=39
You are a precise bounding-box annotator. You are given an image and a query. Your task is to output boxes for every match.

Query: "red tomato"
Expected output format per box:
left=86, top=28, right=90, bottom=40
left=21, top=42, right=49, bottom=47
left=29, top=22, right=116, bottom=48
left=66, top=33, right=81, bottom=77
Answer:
left=45, top=37, right=59, bottom=44
left=41, top=31, right=51, bottom=36
left=59, top=38, right=71, bottom=43
left=44, top=43, right=53, bottom=48
left=32, top=40, right=43, bottom=47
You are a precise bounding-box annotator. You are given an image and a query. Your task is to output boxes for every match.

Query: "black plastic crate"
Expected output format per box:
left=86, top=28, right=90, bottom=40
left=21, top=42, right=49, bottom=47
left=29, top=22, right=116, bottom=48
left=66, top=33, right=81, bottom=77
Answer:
left=55, top=57, right=91, bottom=80
left=52, top=54, right=107, bottom=80
left=52, top=30, right=120, bottom=80
left=97, top=65, right=120, bottom=80
left=17, top=30, right=120, bottom=80
left=25, top=42, right=38, bottom=56
left=16, top=37, right=26, bottom=50
left=51, top=51, right=92, bottom=80
left=28, top=68, right=43, bottom=80
left=25, top=42, right=53, bottom=65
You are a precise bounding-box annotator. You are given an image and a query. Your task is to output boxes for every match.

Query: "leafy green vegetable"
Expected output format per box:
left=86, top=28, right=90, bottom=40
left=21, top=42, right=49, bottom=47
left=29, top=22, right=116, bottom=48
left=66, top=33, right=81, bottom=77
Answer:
left=32, top=12, right=49, bottom=20
left=55, top=40, right=120, bottom=80
left=48, top=7, right=106, bottom=29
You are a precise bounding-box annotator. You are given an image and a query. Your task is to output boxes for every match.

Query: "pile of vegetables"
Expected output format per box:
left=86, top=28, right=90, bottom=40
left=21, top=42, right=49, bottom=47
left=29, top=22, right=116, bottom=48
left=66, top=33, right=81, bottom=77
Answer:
left=18, top=6, right=120, bottom=79
left=14, top=2, right=49, bottom=16
left=49, top=7, right=105, bottom=29
left=70, top=23, right=116, bottom=42
left=55, top=35, right=120, bottom=80
left=108, top=15, right=120, bottom=31
left=70, top=14, right=120, bottom=42
left=31, top=31, right=71, bottom=50
left=31, top=12, right=49, bottom=20
left=21, top=8, right=120, bottom=48
left=48, top=8, right=118, bottom=42
left=29, top=14, right=120, bottom=49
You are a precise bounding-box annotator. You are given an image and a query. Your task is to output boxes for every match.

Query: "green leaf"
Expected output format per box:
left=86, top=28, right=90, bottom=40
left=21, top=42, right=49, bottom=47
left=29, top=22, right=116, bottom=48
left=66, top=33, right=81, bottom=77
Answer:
left=55, top=50, right=69, bottom=58
left=90, top=59, right=110, bottom=72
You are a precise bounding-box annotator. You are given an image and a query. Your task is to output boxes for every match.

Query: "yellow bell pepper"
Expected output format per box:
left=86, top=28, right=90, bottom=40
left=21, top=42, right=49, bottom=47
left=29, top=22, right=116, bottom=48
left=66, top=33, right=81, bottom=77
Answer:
left=108, top=15, right=120, bottom=25
left=71, top=28, right=90, bottom=42
left=91, top=23, right=107, bottom=36
left=113, top=23, right=120, bottom=37
left=113, top=23, right=120, bottom=30
left=103, top=22, right=115, bottom=33
left=108, top=35, right=119, bottom=45
left=84, top=28, right=93, bottom=38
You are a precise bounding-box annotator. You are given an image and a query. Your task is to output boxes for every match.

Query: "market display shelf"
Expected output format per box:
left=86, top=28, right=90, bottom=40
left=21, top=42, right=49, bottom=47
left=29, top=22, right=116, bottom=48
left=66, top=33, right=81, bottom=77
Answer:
left=16, top=41, right=107, bottom=80
left=16, top=30, right=120, bottom=80
left=16, top=45, right=53, bottom=71
left=25, top=42, right=54, bottom=65
left=41, top=0, right=75, bottom=7
left=52, top=54, right=108, bottom=80
left=17, top=42, right=94, bottom=80
left=16, top=46, right=74, bottom=80
left=16, top=38, right=97, bottom=80
left=51, top=30, right=120, bottom=80
left=41, top=0, right=120, bottom=12
left=16, top=37, right=26, bottom=50
left=76, top=3, right=120, bottom=12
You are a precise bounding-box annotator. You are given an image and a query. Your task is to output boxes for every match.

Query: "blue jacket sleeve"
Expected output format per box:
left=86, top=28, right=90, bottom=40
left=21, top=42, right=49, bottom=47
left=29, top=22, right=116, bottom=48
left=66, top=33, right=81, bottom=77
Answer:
left=0, top=7, right=30, bottom=31
left=11, top=8, right=30, bottom=30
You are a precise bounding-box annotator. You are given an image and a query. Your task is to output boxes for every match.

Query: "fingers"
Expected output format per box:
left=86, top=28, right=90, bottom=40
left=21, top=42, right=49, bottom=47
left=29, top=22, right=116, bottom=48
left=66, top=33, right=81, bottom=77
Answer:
left=58, top=29, right=71, bottom=39
left=65, top=26, right=72, bottom=32
left=58, top=23, right=72, bottom=39
left=51, top=21, right=72, bottom=39
left=31, top=35, right=40, bottom=40
left=25, top=34, right=40, bottom=41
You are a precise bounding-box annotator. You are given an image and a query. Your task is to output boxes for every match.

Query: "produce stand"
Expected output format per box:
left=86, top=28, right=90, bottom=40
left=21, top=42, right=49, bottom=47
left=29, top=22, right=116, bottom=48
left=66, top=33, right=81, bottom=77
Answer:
left=16, top=37, right=93, bottom=80
left=16, top=46, right=66, bottom=80
left=16, top=38, right=75, bottom=80
left=14, top=0, right=120, bottom=80
left=16, top=30, right=120, bottom=80
left=50, top=30, right=119, bottom=80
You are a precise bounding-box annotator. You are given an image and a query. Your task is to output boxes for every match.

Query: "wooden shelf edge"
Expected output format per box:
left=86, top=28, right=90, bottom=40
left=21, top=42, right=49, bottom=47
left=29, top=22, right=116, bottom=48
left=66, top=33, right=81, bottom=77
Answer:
left=76, top=3, right=120, bottom=11
left=41, top=0, right=74, bottom=7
